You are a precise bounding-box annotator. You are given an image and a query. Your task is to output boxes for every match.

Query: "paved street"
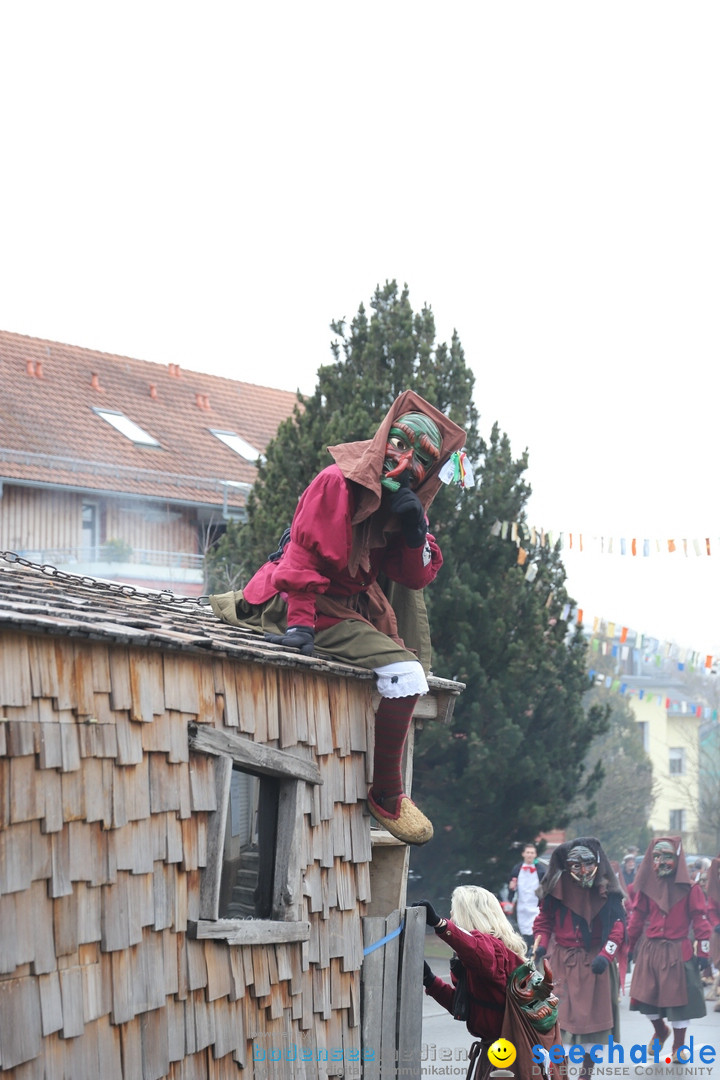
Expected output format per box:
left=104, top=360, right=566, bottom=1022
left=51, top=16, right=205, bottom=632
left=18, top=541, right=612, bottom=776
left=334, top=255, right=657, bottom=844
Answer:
left=421, top=955, right=719, bottom=1078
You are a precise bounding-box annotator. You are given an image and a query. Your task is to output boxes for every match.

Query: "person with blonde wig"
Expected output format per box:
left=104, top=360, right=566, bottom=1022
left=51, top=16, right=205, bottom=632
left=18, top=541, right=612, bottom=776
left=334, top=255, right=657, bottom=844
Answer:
left=415, top=887, right=566, bottom=1079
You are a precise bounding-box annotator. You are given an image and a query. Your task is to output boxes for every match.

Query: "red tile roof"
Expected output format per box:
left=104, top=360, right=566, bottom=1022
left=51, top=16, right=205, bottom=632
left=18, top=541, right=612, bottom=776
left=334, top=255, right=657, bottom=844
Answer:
left=0, top=330, right=300, bottom=509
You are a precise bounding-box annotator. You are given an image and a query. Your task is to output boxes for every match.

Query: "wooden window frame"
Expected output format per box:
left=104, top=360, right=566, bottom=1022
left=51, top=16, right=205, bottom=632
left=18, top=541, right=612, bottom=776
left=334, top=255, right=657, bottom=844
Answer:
left=669, top=746, right=685, bottom=776
left=188, top=723, right=321, bottom=945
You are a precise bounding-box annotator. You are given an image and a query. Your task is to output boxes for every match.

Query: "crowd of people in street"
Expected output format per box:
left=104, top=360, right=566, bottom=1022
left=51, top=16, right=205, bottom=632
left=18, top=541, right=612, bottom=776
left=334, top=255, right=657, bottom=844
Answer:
left=418, top=838, right=720, bottom=1079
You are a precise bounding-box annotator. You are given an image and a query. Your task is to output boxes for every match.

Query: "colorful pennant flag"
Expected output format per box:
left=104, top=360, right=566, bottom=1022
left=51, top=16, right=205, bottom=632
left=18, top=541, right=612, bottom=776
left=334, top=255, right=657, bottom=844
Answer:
left=489, top=519, right=720, bottom=678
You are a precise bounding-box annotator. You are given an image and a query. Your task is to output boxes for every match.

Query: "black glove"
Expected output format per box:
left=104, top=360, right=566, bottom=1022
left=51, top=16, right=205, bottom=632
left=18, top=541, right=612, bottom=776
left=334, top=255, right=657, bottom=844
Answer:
left=412, top=899, right=442, bottom=927
left=264, top=625, right=315, bottom=656
left=267, top=526, right=291, bottom=562
left=423, top=962, right=435, bottom=988
left=389, top=482, right=427, bottom=548
left=591, top=954, right=609, bottom=975
left=697, top=955, right=711, bottom=973
left=534, top=946, right=547, bottom=965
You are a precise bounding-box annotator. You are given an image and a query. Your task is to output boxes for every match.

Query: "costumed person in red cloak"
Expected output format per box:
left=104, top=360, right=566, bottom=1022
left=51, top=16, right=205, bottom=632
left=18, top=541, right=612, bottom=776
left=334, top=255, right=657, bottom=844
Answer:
left=618, top=853, right=638, bottom=903
left=533, top=838, right=626, bottom=1080
left=627, top=837, right=713, bottom=1061
left=209, top=390, right=467, bottom=845
left=706, top=855, right=720, bottom=1011
left=416, top=887, right=566, bottom=1080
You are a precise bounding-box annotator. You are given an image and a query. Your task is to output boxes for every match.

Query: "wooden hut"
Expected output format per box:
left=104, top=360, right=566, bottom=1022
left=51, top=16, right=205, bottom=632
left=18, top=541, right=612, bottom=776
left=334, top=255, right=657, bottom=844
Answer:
left=0, top=554, right=463, bottom=1078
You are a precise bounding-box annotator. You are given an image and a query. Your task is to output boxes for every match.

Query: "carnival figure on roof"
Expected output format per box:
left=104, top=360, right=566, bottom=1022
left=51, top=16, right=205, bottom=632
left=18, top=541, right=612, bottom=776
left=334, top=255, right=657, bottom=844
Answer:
left=209, top=390, right=468, bottom=845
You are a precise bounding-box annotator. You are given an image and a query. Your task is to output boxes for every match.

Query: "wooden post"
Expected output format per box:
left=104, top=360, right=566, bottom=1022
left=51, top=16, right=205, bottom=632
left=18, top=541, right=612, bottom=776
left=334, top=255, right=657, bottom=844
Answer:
left=397, top=905, right=426, bottom=1078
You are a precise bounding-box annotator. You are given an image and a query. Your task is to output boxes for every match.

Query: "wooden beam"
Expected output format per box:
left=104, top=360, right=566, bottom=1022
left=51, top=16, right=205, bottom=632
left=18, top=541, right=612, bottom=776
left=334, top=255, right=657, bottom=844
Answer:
left=397, top=906, right=426, bottom=1076
left=194, top=919, right=310, bottom=945
left=188, top=723, right=322, bottom=785
left=371, top=687, right=462, bottom=725
left=272, top=780, right=304, bottom=920
left=198, top=754, right=231, bottom=920
left=370, top=828, right=405, bottom=847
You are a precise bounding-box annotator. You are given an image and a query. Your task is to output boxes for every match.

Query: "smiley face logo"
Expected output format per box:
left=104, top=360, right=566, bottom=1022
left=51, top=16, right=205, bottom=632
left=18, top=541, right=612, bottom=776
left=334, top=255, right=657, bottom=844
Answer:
left=487, top=1039, right=517, bottom=1068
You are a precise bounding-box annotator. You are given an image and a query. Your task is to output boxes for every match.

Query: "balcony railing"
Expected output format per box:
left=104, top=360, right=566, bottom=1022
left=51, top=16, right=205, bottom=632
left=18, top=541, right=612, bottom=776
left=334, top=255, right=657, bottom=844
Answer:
left=17, top=547, right=205, bottom=587
left=19, top=546, right=205, bottom=570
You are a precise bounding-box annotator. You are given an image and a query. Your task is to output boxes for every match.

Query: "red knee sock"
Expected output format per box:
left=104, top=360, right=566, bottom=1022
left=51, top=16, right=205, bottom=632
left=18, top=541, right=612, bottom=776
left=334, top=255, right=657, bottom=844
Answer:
left=370, top=695, right=419, bottom=813
left=579, top=1054, right=594, bottom=1080
left=651, top=1018, right=669, bottom=1040
left=672, top=1028, right=687, bottom=1055
left=650, top=1018, right=669, bottom=1053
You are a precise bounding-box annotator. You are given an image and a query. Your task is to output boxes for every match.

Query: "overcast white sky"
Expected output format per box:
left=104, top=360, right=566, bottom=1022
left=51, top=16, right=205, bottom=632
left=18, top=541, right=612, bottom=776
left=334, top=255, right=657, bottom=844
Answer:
left=2, top=2, right=719, bottom=656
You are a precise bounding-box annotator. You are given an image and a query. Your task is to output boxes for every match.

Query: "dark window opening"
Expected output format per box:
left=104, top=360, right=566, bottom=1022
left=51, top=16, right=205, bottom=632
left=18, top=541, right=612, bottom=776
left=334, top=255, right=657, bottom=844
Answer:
left=218, top=767, right=279, bottom=919
left=82, top=502, right=98, bottom=558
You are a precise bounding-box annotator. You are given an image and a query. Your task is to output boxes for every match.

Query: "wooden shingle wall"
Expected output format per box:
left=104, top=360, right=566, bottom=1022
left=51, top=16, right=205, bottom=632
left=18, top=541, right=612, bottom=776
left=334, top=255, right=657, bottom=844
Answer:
left=0, top=631, right=377, bottom=1079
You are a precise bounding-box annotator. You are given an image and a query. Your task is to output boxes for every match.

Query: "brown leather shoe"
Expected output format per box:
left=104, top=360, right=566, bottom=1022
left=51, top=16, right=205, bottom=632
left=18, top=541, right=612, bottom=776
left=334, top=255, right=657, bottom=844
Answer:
left=367, top=791, right=433, bottom=845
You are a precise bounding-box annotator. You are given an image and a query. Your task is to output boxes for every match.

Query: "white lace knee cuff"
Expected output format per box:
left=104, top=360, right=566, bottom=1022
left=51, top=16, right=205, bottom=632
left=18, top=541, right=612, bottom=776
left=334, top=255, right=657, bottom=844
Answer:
left=374, top=660, right=428, bottom=698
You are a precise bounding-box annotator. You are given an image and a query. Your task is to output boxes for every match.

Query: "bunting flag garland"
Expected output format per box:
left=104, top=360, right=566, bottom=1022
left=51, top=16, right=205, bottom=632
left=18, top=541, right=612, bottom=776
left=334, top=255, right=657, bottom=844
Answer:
left=490, top=519, right=720, bottom=680
left=557, top=602, right=719, bottom=681
left=585, top=667, right=718, bottom=722
left=491, top=518, right=716, bottom=559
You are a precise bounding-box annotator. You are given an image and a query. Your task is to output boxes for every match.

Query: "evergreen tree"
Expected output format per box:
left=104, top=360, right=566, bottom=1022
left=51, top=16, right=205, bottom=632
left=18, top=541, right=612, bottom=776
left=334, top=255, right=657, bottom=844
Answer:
left=206, top=280, right=608, bottom=896
left=410, top=426, right=608, bottom=898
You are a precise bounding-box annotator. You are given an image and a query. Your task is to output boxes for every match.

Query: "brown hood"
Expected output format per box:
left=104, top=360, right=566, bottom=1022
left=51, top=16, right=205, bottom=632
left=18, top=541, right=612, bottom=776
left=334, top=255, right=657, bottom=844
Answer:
left=327, top=390, right=466, bottom=575
left=633, top=836, right=692, bottom=914
left=539, top=837, right=621, bottom=925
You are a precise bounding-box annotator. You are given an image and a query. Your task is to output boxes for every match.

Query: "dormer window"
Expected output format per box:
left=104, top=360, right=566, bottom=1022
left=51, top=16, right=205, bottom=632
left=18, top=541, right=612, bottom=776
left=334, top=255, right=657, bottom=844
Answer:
left=93, top=408, right=160, bottom=446
left=210, top=429, right=263, bottom=462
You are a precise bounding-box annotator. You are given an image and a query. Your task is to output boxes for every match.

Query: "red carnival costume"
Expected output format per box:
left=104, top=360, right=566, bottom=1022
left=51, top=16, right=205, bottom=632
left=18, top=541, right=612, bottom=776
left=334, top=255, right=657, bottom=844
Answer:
left=533, top=838, right=626, bottom=1079
left=240, top=462, right=443, bottom=637
left=627, top=836, right=712, bottom=1062
left=210, top=391, right=466, bottom=845
left=418, top=890, right=566, bottom=1080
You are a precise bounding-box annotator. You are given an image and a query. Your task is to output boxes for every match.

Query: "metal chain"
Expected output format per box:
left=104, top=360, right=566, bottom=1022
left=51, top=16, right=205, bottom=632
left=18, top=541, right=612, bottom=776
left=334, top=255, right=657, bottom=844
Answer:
left=0, top=551, right=210, bottom=605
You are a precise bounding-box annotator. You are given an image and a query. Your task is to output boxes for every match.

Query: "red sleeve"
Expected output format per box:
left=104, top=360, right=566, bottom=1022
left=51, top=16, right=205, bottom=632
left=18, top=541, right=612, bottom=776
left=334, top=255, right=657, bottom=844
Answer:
left=270, top=467, right=353, bottom=626
left=424, top=975, right=455, bottom=1014
left=380, top=531, right=443, bottom=588
left=435, top=920, right=509, bottom=981
left=532, top=899, right=556, bottom=949
left=627, top=891, right=649, bottom=952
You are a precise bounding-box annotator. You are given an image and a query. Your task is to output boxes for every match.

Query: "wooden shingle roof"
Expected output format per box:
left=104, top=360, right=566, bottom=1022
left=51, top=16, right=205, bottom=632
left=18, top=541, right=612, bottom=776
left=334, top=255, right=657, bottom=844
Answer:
left=0, top=330, right=299, bottom=510
left=0, top=555, right=464, bottom=698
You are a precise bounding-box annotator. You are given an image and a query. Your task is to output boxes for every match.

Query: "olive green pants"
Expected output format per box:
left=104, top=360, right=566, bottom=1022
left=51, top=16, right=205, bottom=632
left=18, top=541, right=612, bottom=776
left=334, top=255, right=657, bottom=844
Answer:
left=209, top=590, right=418, bottom=669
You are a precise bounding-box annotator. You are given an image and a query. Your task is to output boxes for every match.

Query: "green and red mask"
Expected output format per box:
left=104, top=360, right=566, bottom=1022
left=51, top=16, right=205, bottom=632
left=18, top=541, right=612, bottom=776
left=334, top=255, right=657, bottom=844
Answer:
left=566, top=845, right=599, bottom=888
left=380, top=412, right=442, bottom=492
left=652, top=841, right=678, bottom=877
left=508, top=961, right=559, bottom=1034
